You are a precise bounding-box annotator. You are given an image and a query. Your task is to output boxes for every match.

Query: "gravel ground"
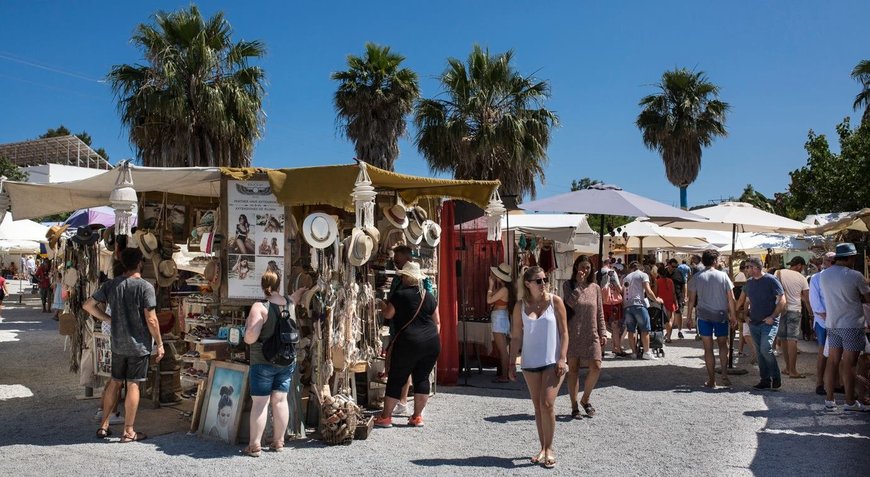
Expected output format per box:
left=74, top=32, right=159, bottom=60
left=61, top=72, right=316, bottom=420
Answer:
left=1, top=298, right=868, bottom=476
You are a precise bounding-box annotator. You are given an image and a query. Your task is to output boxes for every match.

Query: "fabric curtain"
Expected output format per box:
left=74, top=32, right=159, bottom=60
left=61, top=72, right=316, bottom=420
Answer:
left=437, top=201, right=459, bottom=385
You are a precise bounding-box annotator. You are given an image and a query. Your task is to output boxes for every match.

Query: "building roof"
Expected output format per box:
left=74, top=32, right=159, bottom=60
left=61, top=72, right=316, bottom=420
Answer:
left=0, top=135, right=111, bottom=170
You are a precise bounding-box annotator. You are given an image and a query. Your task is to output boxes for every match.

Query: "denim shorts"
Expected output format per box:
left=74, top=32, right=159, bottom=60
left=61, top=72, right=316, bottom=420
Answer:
left=776, top=311, right=801, bottom=340
left=624, top=306, right=651, bottom=333
left=698, top=319, right=729, bottom=338
left=491, top=309, right=510, bottom=334
left=814, top=322, right=827, bottom=347
left=250, top=362, right=295, bottom=396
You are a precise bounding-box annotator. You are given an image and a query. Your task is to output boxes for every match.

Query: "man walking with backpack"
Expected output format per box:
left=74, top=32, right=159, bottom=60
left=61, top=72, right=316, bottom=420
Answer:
left=685, top=250, right=737, bottom=388
left=84, top=247, right=163, bottom=442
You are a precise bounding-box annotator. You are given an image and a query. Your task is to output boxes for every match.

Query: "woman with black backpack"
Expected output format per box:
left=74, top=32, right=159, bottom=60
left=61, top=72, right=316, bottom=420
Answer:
left=242, top=271, right=306, bottom=457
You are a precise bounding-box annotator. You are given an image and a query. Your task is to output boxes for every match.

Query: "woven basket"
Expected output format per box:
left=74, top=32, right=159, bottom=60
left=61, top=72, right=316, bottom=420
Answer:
left=319, top=395, right=360, bottom=446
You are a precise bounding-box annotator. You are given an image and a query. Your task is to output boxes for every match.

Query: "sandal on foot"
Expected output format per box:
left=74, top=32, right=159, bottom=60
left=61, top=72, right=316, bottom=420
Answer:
left=119, top=431, right=147, bottom=443
left=788, top=373, right=806, bottom=379
left=570, top=407, right=580, bottom=419
left=531, top=450, right=545, bottom=464
left=542, top=456, right=556, bottom=469
left=719, top=375, right=731, bottom=386
left=96, top=428, right=112, bottom=438
left=268, top=441, right=284, bottom=453
left=242, top=445, right=261, bottom=457
left=581, top=401, right=596, bottom=417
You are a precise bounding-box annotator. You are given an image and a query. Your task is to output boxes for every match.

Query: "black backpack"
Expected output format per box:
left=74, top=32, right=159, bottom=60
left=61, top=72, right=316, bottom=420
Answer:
left=260, top=297, right=299, bottom=366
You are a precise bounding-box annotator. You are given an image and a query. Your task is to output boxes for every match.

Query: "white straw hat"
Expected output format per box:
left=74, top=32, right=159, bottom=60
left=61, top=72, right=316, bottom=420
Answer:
left=302, top=213, right=338, bottom=249
left=423, top=220, right=441, bottom=248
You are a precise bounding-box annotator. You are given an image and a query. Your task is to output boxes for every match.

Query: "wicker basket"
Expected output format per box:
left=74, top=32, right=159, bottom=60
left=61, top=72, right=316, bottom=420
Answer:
left=319, top=395, right=360, bottom=446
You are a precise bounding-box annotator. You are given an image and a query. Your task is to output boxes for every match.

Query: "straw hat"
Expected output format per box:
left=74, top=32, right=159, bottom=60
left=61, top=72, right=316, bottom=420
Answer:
left=422, top=220, right=441, bottom=248
left=404, top=216, right=424, bottom=245
left=302, top=285, right=322, bottom=315
left=345, top=228, right=374, bottom=267
left=71, top=226, right=99, bottom=246
left=490, top=263, right=512, bottom=283
left=46, top=224, right=69, bottom=248
left=302, top=213, right=338, bottom=249
left=383, top=204, right=409, bottom=229
left=155, top=259, right=178, bottom=287
left=396, top=261, right=427, bottom=282
left=136, top=231, right=158, bottom=259
left=102, top=226, right=116, bottom=252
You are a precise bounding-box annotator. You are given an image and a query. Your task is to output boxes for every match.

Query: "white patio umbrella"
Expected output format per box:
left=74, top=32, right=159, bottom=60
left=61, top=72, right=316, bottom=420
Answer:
left=520, top=184, right=705, bottom=263
left=611, top=219, right=711, bottom=257
left=654, top=201, right=809, bottom=370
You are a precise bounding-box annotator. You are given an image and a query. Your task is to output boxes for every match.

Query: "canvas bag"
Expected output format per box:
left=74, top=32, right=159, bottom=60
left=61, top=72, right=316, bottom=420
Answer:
left=260, top=296, right=299, bottom=366
left=58, top=303, right=77, bottom=336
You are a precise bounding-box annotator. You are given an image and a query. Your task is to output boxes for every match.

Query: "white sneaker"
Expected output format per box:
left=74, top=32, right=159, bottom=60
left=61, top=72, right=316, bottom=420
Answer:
left=843, top=401, right=870, bottom=412
left=824, top=400, right=837, bottom=412
left=641, top=352, right=657, bottom=360
left=393, top=402, right=408, bottom=415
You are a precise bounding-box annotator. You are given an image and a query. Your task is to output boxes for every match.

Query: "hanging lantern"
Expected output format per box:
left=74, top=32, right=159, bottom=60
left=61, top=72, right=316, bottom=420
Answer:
left=485, top=188, right=506, bottom=241
left=109, top=161, right=137, bottom=237
left=351, top=161, right=377, bottom=229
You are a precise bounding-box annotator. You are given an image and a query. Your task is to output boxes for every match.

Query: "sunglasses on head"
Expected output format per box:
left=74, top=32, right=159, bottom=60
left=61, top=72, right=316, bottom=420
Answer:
left=530, top=277, right=549, bottom=285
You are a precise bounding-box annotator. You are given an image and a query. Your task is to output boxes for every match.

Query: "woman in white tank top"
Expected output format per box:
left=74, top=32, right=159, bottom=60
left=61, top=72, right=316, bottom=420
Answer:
left=509, top=266, right=569, bottom=469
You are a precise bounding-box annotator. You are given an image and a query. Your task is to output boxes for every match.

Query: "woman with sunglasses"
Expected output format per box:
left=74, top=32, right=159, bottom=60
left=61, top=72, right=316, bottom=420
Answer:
left=510, top=266, right=569, bottom=469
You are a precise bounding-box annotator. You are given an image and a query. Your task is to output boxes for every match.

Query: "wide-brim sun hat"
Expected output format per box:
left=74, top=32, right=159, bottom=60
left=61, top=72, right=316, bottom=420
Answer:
left=396, top=261, right=427, bottom=282
left=834, top=242, right=858, bottom=258
left=155, top=258, right=178, bottom=287
left=137, top=231, right=159, bottom=259
left=46, top=224, right=70, bottom=248
left=383, top=204, right=409, bottom=229
left=404, top=225, right=423, bottom=245
left=346, top=228, right=374, bottom=267
left=102, top=226, right=116, bottom=252
left=71, top=226, right=99, bottom=246
left=490, top=262, right=512, bottom=283
left=302, top=213, right=338, bottom=249
left=422, top=220, right=441, bottom=248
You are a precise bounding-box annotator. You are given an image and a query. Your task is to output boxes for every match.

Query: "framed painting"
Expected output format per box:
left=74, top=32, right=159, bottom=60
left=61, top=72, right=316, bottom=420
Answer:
left=92, top=332, right=112, bottom=377
left=197, top=361, right=249, bottom=444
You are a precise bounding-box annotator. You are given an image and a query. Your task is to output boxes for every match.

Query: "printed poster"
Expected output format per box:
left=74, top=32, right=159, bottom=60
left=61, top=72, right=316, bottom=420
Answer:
left=226, top=180, right=285, bottom=299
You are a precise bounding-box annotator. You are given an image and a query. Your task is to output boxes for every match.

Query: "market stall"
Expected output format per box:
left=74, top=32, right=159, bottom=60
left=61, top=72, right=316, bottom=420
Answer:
left=2, top=162, right=499, bottom=445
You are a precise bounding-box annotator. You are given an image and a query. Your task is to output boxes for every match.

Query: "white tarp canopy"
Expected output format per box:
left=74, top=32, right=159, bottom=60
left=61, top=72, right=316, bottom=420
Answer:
left=0, top=213, right=49, bottom=242
left=612, top=219, right=711, bottom=251
left=0, top=240, right=41, bottom=254
left=500, top=213, right=596, bottom=244
left=4, top=165, right=222, bottom=220
left=804, top=209, right=870, bottom=235
left=675, top=229, right=822, bottom=255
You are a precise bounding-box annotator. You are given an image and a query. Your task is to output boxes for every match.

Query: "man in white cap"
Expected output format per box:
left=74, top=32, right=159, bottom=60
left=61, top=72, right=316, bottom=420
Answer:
left=818, top=243, right=870, bottom=412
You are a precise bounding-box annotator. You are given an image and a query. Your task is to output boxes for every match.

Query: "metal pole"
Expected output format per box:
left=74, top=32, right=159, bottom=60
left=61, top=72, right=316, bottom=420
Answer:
left=729, top=224, right=736, bottom=369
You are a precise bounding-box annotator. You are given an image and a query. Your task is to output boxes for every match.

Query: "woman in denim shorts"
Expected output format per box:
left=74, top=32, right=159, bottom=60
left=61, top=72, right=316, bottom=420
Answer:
left=488, top=263, right=516, bottom=383
left=242, top=271, right=306, bottom=457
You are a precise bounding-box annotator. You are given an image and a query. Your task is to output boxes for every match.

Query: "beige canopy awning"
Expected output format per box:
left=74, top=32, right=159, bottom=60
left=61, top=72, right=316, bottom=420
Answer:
left=5, top=166, right=222, bottom=220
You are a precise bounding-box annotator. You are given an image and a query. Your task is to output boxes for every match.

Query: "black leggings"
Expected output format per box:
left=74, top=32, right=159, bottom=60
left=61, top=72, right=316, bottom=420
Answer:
left=386, top=338, right=440, bottom=399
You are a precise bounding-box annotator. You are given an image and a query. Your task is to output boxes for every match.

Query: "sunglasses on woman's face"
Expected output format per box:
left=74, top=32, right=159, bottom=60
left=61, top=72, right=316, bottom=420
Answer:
left=529, top=277, right=549, bottom=285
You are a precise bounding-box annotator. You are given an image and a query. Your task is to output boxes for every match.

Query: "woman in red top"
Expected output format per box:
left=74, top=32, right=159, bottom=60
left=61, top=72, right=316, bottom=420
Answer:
left=654, top=263, right=678, bottom=343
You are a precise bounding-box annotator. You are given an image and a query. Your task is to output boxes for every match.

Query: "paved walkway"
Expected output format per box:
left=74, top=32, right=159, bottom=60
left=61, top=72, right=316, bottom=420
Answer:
left=1, top=299, right=868, bottom=476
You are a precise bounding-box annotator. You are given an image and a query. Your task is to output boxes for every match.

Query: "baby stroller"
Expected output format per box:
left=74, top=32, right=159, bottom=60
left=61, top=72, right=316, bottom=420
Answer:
left=637, top=302, right=666, bottom=358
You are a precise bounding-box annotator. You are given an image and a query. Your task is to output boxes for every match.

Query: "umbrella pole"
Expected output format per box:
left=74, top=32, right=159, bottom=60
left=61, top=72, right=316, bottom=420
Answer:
left=597, top=214, right=605, bottom=273
left=639, top=236, right=644, bottom=264
left=728, top=224, right=737, bottom=370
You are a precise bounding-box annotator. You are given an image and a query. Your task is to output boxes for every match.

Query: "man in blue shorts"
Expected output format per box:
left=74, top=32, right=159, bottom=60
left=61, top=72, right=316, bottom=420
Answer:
left=818, top=243, right=870, bottom=412
left=622, top=262, right=664, bottom=360
left=737, top=257, right=785, bottom=390
left=686, top=250, right=737, bottom=388
left=809, top=252, right=839, bottom=396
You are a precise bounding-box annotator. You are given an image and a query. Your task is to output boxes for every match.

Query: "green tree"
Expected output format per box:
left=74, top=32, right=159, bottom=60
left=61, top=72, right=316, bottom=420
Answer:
left=415, top=45, right=558, bottom=199
left=332, top=43, right=419, bottom=171
left=636, top=68, right=729, bottom=209
left=570, top=177, right=602, bottom=191
left=0, top=156, right=29, bottom=181
left=41, top=125, right=110, bottom=162
left=737, top=184, right=774, bottom=212
left=851, top=59, right=870, bottom=124
left=108, top=5, right=266, bottom=167
left=777, top=118, right=870, bottom=218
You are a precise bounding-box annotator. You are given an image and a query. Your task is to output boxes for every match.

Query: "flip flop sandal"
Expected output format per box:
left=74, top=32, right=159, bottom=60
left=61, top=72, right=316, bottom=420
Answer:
left=582, top=402, right=596, bottom=417
left=96, top=428, right=112, bottom=438
left=542, top=456, right=556, bottom=469
left=570, top=407, right=581, bottom=419
left=119, top=431, right=147, bottom=443
left=531, top=451, right=546, bottom=464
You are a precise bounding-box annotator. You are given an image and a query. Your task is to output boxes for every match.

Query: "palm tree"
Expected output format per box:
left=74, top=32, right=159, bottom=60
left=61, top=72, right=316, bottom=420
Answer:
left=332, top=43, right=419, bottom=171
left=851, top=59, right=870, bottom=124
left=108, top=5, right=266, bottom=167
left=414, top=45, right=558, bottom=199
left=636, top=68, right=729, bottom=209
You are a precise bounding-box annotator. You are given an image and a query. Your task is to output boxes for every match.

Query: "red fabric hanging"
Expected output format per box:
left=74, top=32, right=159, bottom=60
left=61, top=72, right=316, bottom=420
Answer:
left=437, top=201, right=459, bottom=385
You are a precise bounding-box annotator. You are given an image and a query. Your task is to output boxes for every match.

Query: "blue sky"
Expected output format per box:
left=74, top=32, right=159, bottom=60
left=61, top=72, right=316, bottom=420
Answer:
left=0, top=1, right=865, bottom=209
